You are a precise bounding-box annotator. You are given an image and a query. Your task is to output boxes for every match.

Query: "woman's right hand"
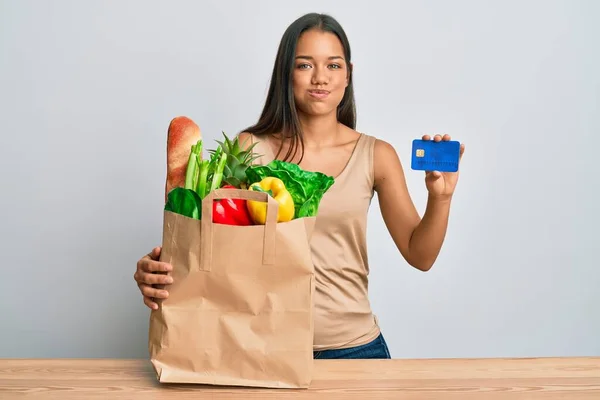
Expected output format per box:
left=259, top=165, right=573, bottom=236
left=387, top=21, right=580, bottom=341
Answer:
left=134, top=246, right=173, bottom=310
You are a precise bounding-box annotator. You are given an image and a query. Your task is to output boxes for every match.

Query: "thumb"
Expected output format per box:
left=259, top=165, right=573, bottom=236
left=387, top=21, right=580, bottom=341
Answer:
left=150, top=246, right=162, bottom=260
left=425, top=170, right=442, bottom=180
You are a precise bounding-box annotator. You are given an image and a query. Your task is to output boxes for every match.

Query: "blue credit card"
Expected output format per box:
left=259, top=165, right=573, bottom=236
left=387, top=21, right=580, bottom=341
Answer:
left=411, top=139, right=461, bottom=172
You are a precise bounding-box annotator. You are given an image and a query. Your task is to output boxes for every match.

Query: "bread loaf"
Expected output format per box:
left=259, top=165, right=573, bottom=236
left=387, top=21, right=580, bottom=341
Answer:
left=165, top=116, right=201, bottom=201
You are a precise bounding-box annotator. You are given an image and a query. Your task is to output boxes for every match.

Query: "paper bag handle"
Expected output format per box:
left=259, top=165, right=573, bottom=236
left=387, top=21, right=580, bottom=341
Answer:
left=200, top=188, right=279, bottom=271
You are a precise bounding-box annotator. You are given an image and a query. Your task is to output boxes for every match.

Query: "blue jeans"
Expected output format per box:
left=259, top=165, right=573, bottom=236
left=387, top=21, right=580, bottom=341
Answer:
left=313, top=333, right=391, bottom=359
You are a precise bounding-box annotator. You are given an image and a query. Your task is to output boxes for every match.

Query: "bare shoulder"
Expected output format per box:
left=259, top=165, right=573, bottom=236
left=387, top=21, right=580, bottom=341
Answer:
left=236, top=131, right=273, bottom=165
left=373, top=137, right=399, bottom=159
left=236, top=131, right=255, bottom=151
left=372, top=137, right=406, bottom=190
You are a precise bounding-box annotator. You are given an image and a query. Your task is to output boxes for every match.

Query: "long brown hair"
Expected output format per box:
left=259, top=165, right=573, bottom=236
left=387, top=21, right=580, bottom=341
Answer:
left=241, top=13, right=356, bottom=163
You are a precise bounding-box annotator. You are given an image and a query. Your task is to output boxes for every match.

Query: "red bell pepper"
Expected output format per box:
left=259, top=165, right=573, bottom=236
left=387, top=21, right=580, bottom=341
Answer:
left=212, top=185, right=253, bottom=226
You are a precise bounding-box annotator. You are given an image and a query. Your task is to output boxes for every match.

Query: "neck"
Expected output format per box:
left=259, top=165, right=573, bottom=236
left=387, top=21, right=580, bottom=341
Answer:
left=297, top=111, right=340, bottom=147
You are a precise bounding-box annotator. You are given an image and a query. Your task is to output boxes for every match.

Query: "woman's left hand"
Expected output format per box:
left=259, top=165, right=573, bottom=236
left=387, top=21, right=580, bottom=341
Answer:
left=422, top=133, right=465, bottom=200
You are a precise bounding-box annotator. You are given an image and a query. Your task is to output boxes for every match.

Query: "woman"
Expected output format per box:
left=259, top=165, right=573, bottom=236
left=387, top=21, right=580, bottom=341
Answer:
left=134, top=12, right=465, bottom=359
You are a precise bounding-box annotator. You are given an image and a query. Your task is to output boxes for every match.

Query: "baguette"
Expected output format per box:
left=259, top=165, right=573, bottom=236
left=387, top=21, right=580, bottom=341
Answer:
left=165, top=116, right=202, bottom=201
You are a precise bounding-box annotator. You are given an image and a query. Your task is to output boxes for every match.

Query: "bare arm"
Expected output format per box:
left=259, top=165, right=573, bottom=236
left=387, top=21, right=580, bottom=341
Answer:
left=373, top=139, right=454, bottom=271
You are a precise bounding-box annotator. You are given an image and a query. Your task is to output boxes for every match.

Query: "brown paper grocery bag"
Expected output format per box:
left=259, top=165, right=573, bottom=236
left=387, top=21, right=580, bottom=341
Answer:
left=148, top=188, right=316, bottom=388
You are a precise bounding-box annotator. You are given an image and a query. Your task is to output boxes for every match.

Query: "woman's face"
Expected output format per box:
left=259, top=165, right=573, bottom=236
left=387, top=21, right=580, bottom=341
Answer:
left=292, top=29, right=349, bottom=118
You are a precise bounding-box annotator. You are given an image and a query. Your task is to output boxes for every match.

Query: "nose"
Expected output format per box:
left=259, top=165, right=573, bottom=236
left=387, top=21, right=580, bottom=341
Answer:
left=311, top=65, right=329, bottom=85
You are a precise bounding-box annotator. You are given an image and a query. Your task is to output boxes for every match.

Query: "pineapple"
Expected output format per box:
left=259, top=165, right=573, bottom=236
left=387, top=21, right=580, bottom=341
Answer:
left=208, top=132, right=261, bottom=189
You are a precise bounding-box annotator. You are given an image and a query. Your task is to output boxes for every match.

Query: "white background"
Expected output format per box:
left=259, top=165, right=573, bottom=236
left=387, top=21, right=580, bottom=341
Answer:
left=1, top=0, right=598, bottom=358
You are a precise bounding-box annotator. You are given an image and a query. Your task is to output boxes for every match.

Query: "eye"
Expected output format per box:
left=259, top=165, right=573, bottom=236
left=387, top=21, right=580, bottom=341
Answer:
left=329, top=63, right=342, bottom=69
left=297, top=63, right=311, bottom=69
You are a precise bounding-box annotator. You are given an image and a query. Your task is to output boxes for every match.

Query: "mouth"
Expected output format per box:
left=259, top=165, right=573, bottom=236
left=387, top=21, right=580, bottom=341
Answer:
left=308, top=89, right=330, bottom=99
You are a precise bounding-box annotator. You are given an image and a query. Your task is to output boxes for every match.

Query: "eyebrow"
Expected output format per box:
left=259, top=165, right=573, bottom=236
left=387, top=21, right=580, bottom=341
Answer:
left=295, top=55, right=344, bottom=60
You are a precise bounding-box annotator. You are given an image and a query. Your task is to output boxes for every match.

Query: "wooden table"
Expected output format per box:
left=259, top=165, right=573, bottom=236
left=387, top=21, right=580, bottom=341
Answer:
left=1, top=357, right=599, bottom=399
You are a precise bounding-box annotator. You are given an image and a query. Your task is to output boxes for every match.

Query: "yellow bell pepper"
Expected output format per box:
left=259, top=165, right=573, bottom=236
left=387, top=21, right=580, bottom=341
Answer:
left=247, top=177, right=295, bottom=224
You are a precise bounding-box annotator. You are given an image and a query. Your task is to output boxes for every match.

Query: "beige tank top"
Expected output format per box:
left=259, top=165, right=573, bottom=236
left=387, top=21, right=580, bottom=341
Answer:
left=249, top=133, right=381, bottom=351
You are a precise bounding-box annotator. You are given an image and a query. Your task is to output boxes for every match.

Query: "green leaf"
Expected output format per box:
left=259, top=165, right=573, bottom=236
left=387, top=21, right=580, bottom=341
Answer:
left=227, top=156, right=241, bottom=170
left=164, top=187, right=203, bottom=220
left=245, top=160, right=335, bottom=218
left=232, top=163, right=247, bottom=178
left=223, top=176, right=241, bottom=187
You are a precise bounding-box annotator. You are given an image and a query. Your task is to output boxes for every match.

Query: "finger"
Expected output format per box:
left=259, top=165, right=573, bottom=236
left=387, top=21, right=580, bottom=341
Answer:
left=139, top=283, right=169, bottom=300
left=140, top=246, right=161, bottom=264
left=425, top=170, right=442, bottom=178
left=144, top=296, right=159, bottom=310
left=433, top=134, right=442, bottom=142
left=421, top=134, right=431, bottom=141
left=141, top=271, right=173, bottom=286
left=141, top=259, right=172, bottom=274
left=442, top=133, right=451, bottom=141
left=150, top=246, right=162, bottom=260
